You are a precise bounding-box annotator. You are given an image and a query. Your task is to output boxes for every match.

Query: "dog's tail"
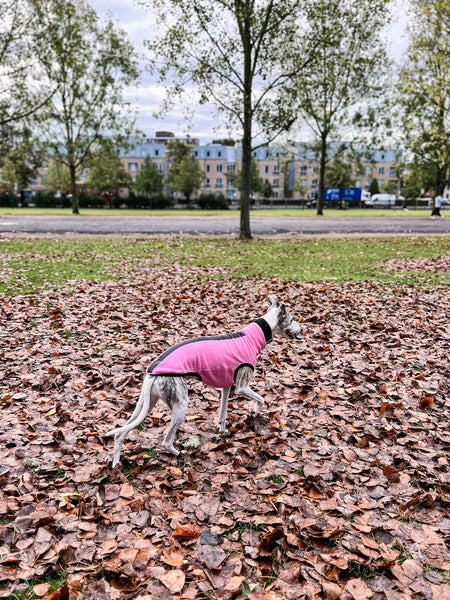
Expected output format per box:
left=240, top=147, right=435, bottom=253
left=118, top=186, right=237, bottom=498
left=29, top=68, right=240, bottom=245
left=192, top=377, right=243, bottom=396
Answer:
left=105, top=375, right=155, bottom=438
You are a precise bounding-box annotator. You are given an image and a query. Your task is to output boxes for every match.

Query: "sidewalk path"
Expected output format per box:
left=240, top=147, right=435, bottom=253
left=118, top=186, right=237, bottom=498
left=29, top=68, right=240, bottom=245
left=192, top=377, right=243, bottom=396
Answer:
left=0, top=214, right=449, bottom=236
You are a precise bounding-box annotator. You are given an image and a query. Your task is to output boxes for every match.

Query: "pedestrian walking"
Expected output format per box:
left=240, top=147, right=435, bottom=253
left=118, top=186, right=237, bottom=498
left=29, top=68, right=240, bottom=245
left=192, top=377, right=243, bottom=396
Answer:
left=430, top=194, right=444, bottom=218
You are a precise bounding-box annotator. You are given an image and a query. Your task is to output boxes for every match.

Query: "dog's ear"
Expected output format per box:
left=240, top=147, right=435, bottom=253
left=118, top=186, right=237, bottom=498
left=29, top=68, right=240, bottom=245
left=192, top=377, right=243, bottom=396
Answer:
left=268, top=295, right=280, bottom=307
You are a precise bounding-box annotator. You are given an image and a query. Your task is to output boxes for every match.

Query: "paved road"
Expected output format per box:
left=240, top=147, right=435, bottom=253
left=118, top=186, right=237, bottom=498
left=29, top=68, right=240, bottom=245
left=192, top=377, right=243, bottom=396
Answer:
left=0, top=214, right=449, bottom=236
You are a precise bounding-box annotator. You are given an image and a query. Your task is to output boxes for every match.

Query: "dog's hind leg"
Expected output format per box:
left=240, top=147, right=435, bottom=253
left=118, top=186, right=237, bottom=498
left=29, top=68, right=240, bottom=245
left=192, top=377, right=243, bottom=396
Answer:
left=234, top=366, right=265, bottom=416
left=218, top=387, right=231, bottom=433
left=159, top=377, right=189, bottom=456
left=106, top=375, right=158, bottom=467
left=124, top=375, right=150, bottom=425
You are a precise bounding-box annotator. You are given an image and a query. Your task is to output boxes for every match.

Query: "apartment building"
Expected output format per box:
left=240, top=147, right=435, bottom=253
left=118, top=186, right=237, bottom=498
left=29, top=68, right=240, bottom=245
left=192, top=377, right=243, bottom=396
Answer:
left=288, top=146, right=321, bottom=200
left=245, top=145, right=290, bottom=200
left=120, top=140, right=167, bottom=181
left=360, top=150, right=398, bottom=192
left=26, top=132, right=401, bottom=202
left=192, top=144, right=232, bottom=198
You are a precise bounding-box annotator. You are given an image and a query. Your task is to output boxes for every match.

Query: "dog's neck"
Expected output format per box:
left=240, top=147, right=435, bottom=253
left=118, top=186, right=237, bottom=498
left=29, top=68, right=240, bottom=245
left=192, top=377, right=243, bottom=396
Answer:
left=260, top=308, right=279, bottom=335
left=254, top=317, right=273, bottom=344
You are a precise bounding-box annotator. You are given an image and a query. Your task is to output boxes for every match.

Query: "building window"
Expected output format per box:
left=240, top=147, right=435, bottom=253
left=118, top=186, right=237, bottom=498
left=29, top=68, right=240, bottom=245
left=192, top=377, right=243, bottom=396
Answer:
left=227, top=164, right=236, bottom=172
left=273, top=192, right=279, bottom=199
left=313, top=166, right=319, bottom=174
left=206, top=164, right=210, bottom=173
left=273, top=179, right=279, bottom=188
left=273, top=165, right=279, bottom=175
left=157, top=163, right=163, bottom=172
left=155, top=149, right=159, bottom=156
left=312, top=179, right=317, bottom=187
left=389, top=167, right=395, bottom=177
left=218, top=151, right=221, bottom=157
left=217, top=164, right=222, bottom=173
left=216, top=178, right=223, bottom=188
left=300, top=166, right=307, bottom=176
left=194, top=150, right=198, bottom=156
left=205, top=178, right=211, bottom=188
left=129, top=163, right=138, bottom=173
left=265, top=165, right=269, bottom=174
left=366, top=166, right=371, bottom=176
left=206, top=151, right=210, bottom=157
left=378, top=166, right=385, bottom=175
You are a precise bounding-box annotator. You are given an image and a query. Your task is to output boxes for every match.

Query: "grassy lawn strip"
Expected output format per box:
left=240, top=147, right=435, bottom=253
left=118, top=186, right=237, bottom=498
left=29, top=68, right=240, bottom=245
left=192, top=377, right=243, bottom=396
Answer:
left=0, top=207, right=444, bottom=218
left=6, top=571, right=67, bottom=600
left=0, top=236, right=448, bottom=295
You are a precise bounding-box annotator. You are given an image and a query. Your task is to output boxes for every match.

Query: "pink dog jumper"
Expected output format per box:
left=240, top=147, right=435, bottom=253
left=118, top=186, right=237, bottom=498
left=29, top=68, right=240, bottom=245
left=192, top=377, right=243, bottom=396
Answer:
left=147, top=318, right=272, bottom=388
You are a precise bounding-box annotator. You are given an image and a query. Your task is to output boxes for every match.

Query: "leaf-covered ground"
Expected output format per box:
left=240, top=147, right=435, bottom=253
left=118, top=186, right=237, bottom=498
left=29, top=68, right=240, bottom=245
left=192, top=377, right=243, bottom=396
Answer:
left=0, top=263, right=449, bottom=599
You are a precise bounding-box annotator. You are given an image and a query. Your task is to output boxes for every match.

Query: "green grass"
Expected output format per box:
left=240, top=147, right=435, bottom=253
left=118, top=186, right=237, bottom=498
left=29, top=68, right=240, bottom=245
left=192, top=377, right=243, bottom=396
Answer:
left=0, top=236, right=448, bottom=295
left=7, top=570, right=67, bottom=600
left=267, top=475, right=285, bottom=484
left=0, top=206, right=445, bottom=218
left=424, top=565, right=450, bottom=585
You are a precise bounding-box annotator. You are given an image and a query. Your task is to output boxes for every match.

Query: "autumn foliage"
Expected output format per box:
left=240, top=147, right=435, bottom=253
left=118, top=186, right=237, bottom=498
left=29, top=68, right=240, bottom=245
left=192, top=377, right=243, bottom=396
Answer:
left=0, top=267, right=449, bottom=599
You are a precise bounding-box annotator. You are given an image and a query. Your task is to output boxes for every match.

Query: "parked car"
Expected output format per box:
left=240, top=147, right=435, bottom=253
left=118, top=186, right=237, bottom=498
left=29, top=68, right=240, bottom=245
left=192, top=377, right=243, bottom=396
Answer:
left=365, top=193, right=396, bottom=207
left=418, top=197, right=433, bottom=208
left=416, top=197, right=450, bottom=208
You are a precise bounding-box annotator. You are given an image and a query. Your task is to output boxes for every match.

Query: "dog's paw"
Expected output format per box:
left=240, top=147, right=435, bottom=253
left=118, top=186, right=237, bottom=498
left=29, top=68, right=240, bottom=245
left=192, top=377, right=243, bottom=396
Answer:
left=161, top=443, right=179, bottom=456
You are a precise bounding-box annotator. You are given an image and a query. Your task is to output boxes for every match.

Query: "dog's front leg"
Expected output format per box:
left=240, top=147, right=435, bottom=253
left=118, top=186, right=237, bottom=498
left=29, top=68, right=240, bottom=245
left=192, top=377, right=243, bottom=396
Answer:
left=218, top=387, right=231, bottom=433
left=234, top=366, right=265, bottom=416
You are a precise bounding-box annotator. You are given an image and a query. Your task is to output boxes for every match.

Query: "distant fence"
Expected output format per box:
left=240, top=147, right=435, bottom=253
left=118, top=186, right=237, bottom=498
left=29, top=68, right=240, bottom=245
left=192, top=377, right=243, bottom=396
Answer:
left=252, top=198, right=436, bottom=209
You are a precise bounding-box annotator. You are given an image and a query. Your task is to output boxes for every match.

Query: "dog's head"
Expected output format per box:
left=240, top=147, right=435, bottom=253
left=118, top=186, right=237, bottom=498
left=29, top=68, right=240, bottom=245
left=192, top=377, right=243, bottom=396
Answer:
left=267, top=295, right=303, bottom=339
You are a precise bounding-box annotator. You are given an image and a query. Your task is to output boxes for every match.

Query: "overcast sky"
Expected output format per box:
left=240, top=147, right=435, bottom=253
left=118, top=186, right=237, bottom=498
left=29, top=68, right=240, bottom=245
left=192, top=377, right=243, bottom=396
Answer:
left=90, top=0, right=411, bottom=144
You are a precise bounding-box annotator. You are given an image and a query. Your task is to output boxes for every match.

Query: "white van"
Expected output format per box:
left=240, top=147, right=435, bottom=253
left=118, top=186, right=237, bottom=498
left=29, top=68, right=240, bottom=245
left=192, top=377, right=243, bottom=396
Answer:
left=366, top=194, right=396, bottom=207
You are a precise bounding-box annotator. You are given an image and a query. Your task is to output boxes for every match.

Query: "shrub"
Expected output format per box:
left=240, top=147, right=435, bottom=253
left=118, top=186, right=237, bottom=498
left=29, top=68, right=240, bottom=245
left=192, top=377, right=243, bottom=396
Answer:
left=150, top=193, right=176, bottom=209
left=78, top=192, right=108, bottom=208
left=127, top=193, right=150, bottom=209
left=126, top=192, right=175, bottom=209
left=0, top=192, right=19, bottom=207
left=197, top=192, right=229, bottom=210
left=33, top=191, right=61, bottom=208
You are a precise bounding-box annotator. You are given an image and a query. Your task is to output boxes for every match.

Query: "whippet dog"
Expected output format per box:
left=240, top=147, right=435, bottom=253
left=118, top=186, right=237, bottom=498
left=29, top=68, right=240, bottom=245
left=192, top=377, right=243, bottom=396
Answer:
left=106, top=296, right=302, bottom=467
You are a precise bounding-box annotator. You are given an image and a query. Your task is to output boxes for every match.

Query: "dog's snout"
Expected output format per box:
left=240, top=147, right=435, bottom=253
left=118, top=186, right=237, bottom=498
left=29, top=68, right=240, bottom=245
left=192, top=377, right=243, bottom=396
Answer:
left=286, top=321, right=303, bottom=338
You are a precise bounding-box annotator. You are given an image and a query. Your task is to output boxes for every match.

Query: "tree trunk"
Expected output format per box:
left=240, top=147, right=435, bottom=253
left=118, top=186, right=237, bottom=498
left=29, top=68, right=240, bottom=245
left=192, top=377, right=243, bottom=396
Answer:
left=69, top=163, right=79, bottom=214
left=317, top=134, right=327, bottom=216
left=240, top=119, right=252, bottom=239
left=436, top=167, right=445, bottom=197
left=239, top=4, right=252, bottom=240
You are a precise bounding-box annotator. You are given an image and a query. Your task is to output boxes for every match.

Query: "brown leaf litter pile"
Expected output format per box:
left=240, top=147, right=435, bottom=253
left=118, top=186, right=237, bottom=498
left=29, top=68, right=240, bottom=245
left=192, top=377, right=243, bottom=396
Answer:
left=0, top=269, right=449, bottom=599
